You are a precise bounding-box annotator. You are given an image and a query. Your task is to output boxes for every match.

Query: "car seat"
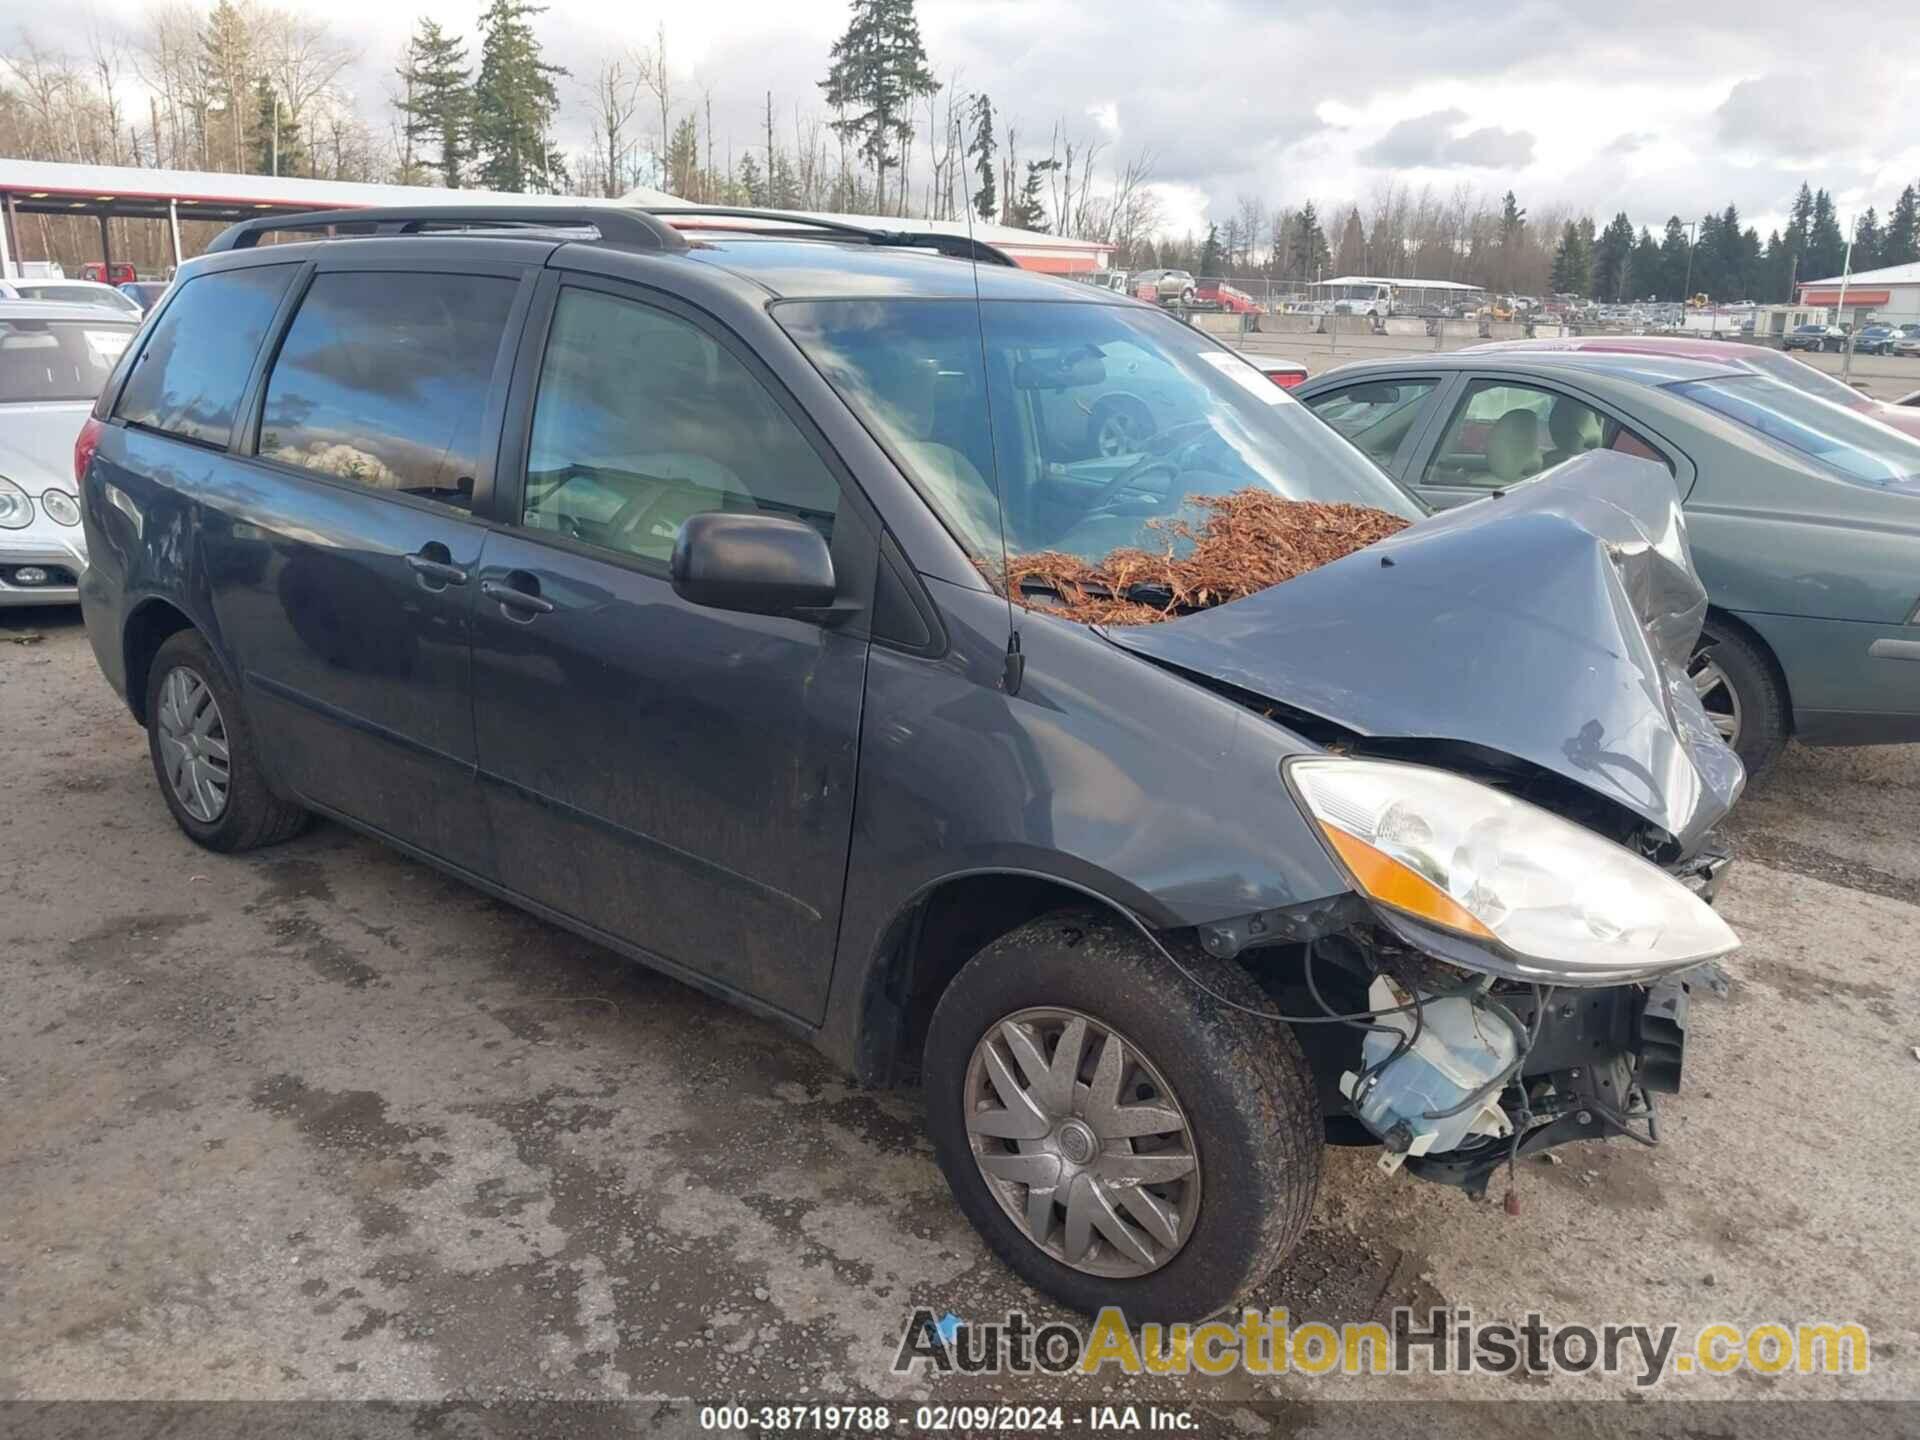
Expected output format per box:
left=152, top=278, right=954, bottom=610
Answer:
left=1484, top=409, right=1544, bottom=484
left=1546, top=401, right=1602, bottom=467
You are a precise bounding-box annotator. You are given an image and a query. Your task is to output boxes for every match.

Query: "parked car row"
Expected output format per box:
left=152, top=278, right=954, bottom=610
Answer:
left=1296, top=334, right=1920, bottom=777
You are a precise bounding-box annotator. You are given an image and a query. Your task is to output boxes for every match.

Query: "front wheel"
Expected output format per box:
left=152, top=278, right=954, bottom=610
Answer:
left=924, top=910, right=1321, bottom=1320
left=1089, top=397, right=1155, bottom=458
left=1689, top=620, right=1788, bottom=776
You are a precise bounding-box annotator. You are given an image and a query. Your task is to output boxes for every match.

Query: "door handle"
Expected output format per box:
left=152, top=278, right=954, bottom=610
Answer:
left=406, top=548, right=469, bottom=586
left=481, top=577, right=556, bottom=615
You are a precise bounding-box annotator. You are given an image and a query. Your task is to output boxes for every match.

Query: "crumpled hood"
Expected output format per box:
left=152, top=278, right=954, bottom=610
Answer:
left=1104, top=452, right=1744, bottom=849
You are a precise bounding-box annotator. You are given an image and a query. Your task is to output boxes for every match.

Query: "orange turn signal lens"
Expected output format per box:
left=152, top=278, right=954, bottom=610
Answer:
left=1319, top=823, right=1497, bottom=941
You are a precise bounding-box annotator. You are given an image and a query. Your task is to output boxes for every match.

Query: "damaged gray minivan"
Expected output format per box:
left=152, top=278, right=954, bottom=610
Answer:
left=78, top=206, right=1741, bottom=1323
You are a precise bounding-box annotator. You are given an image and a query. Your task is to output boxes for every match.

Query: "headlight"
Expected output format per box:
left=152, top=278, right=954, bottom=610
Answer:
left=39, top=488, right=81, bottom=527
left=0, top=477, right=31, bottom=530
left=1287, top=756, right=1737, bottom=985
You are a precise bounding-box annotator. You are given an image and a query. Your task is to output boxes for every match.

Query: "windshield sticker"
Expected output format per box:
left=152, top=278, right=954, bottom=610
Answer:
left=1197, top=350, right=1293, bottom=405
left=84, top=330, right=132, bottom=363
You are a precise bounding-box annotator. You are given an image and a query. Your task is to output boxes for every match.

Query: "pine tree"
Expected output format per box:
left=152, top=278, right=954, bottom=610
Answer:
left=819, top=0, right=939, bottom=215
left=397, top=19, right=473, bottom=189
left=967, top=94, right=997, bottom=223
left=200, top=0, right=257, bottom=171
left=1628, top=226, right=1660, bottom=300
left=1807, top=189, right=1846, bottom=279
left=472, top=0, right=567, bottom=194
left=1592, top=212, right=1635, bottom=302
left=1885, top=184, right=1920, bottom=267
left=1009, top=158, right=1054, bottom=231
left=1549, top=219, right=1592, bottom=297
left=1287, top=203, right=1330, bottom=279
left=1851, top=209, right=1882, bottom=271
left=1197, top=223, right=1221, bottom=276
left=250, top=77, right=305, bottom=176
left=1657, top=216, right=1691, bottom=301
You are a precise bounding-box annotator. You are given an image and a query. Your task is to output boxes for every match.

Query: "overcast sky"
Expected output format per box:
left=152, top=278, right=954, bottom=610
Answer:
left=10, top=0, right=1920, bottom=238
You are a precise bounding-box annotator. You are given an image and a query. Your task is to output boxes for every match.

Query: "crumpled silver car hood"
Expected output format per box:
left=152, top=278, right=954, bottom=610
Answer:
left=1104, top=452, right=1744, bottom=849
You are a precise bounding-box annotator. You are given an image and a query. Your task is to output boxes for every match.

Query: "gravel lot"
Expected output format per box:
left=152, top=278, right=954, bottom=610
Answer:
left=3, top=604, right=1917, bottom=1430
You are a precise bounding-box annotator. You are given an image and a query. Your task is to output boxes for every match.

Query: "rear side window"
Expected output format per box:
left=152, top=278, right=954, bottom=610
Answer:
left=258, top=271, right=518, bottom=509
left=115, top=265, right=296, bottom=446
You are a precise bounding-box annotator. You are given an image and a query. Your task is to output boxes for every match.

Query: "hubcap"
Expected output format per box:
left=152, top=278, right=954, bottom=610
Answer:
left=963, top=1007, right=1200, bottom=1278
left=156, top=666, right=231, bottom=823
left=1688, top=652, right=1742, bottom=748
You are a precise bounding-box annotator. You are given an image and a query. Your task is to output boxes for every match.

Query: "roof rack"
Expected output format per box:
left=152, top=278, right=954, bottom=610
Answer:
left=646, top=207, right=1018, bottom=267
left=205, top=205, right=688, bottom=254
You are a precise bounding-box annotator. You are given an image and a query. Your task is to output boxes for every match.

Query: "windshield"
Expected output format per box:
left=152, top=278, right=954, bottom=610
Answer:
left=1737, top=347, right=1871, bottom=408
left=776, top=298, right=1419, bottom=567
left=0, top=317, right=135, bottom=402
left=1671, top=373, right=1920, bottom=485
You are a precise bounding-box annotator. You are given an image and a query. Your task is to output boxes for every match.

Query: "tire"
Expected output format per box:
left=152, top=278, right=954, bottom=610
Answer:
left=924, top=908, right=1321, bottom=1321
left=1689, top=619, right=1789, bottom=777
left=1088, top=397, right=1155, bottom=458
left=146, top=629, right=309, bottom=852
left=1180, top=287, right=1196, bottom=306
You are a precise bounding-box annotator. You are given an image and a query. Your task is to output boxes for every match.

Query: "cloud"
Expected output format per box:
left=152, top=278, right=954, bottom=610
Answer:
left=1359, top=109, right=1536, bottom=169
left=1713, top=74, right=1878, bottom=161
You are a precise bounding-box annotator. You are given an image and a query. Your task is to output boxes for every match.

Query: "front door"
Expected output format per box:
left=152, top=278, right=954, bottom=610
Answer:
left=470, top=279, right=874, bottom=1022
left=210, top=262, right=529, bottom=875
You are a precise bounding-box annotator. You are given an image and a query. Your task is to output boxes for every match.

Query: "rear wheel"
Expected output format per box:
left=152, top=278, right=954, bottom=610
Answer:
left=924, top=909, right=1321, bottom=1320
left=146, top=630, right=308, bottom=852
left=1689, top=620, right=1788, bottom=776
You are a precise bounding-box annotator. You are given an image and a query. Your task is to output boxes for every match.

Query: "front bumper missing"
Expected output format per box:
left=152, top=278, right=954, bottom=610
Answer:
left=1403, top=973, right=1691, bottom=1196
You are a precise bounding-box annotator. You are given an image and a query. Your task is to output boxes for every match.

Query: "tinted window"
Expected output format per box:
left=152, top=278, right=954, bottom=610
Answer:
left=116, top=264, right=295, bottom=446
left=522, top=288, right=840, bottom=565
left=1303, top=378, right=1439, bottom=466
left=259, top=271, right=517, bottom=508
left=0, top=318, right=137, bottom=403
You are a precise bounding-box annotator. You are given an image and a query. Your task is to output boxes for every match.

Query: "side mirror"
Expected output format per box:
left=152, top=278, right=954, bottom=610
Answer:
left=670, top=511, right=837, bottom=618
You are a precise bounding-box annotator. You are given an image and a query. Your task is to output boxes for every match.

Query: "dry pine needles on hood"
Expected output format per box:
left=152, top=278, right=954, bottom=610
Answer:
left=1001, top=490, right=1411, bottom=625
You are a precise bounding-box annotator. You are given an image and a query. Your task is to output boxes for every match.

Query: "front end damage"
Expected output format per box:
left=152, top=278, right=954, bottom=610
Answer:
left=1197, top=890, right=1715, bottom=1196
left=1114, top=453, right=1743, bottom=1190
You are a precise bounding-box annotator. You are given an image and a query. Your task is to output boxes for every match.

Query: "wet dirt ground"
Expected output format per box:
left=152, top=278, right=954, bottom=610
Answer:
left=3, top=606, right=1916, bottom=1433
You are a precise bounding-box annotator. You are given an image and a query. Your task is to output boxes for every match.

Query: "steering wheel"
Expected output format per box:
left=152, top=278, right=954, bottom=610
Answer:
left=1079, top=420, right=1213, bottom=515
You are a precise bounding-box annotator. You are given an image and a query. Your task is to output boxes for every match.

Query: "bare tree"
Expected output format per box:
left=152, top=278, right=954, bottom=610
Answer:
left=580, top=57, right=640, bottom=198
left=262, top=11, right=355, bottom=178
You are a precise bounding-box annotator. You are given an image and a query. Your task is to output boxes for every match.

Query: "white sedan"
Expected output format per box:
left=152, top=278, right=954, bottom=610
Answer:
left=0, top=301, right=139, bottom=606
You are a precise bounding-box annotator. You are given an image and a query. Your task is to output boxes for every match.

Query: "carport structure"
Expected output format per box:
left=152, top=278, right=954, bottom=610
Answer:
left=0, top=159, right=680, bottom=279
left=0, top=158, right=1115, bottom=280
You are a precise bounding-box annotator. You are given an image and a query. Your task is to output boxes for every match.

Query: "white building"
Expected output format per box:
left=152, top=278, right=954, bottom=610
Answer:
left=1797, top=260, right=1920, bottom=324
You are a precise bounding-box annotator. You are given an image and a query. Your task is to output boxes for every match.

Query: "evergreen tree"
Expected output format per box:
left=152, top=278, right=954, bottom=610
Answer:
left=199, top=0, right=257, bottom=171
left=1197, top=223, right=1221, bottom=277
left=1495, top=190, right=1525, bottom=292
left=1851, top=209, right=1882, bottom=271
left=472, top=0, right=567, bottom=194
left=1657, top=216, right=1691, bottom=301
left=250, top=76, right=305, bottom=176
left=1628, top=225, right=1661, bottom=299
left=1009, top=159, right=1054, bottom=231
left=818, top=0, right=939, bottom=215
left=1692, top=211, right=1725, bottom=298
left=1807, top=188, right=1845, bottom=279
left=1592, top=212, right=1634, bottom=301
left=736, top=151, right=766, bottom=206
left=1885, top=184, right=1920, bottom=267
left=967, top=94, right=997, bottom=223
left=1710, top=204, right=1748, bottom=299
left=1286, top=203, right=1331, bottom=279
left=1548, top=219, right=1592, bottom=297
left=396, top=19, right=473, bottom=189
